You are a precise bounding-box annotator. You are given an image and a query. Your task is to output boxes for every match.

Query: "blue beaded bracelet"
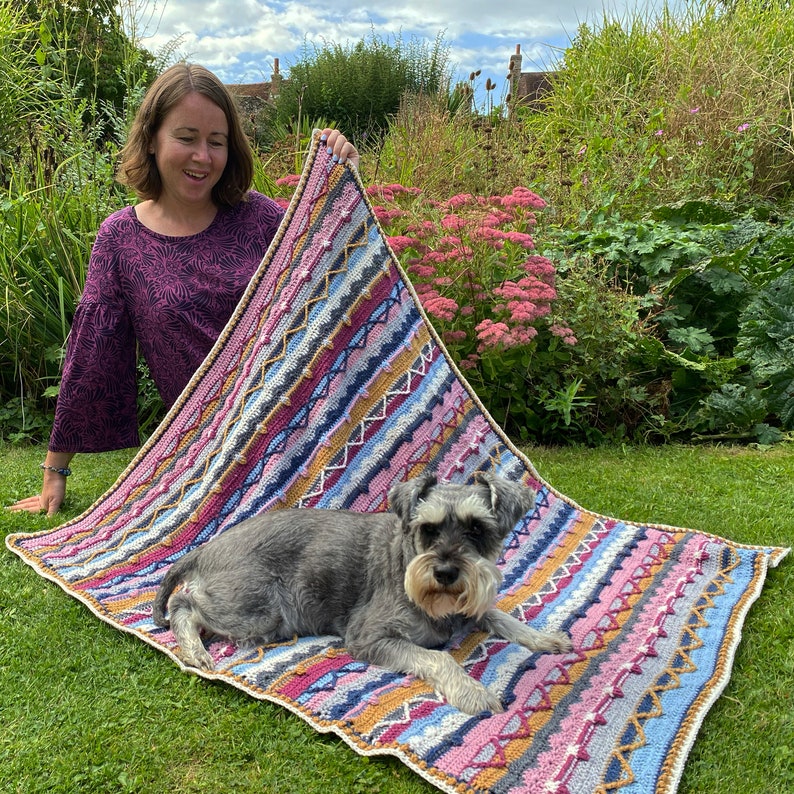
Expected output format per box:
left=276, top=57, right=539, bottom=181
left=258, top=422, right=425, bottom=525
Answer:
left=40, top=463, right=72, bottom=477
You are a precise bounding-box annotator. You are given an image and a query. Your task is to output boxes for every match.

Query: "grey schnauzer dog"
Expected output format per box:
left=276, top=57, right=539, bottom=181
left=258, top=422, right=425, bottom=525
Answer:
left=152, top=472, right=572, bottom=714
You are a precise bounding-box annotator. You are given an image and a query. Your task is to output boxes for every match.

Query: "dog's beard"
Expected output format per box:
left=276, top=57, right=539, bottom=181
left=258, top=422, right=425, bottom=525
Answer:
left=404, top=553, right=502, bottom=620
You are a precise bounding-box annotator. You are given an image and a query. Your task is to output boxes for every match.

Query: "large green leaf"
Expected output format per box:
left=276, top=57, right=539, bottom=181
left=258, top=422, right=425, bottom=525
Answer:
left=737, top=270, right=794, bottom=427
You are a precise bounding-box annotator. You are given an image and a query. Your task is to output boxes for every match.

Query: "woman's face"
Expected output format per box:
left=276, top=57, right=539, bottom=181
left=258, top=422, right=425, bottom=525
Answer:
left=150, top=91, right=229, bottom=209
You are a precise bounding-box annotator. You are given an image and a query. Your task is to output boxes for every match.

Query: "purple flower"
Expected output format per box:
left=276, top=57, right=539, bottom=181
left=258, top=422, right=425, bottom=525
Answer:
left=654, top=129, right=664, bottom=137
left=737, top=122, right=750, bottom=133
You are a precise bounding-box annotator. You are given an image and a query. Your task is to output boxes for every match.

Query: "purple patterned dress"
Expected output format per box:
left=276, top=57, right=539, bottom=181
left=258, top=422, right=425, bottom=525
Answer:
left=49, top=192, right=284, bottom=452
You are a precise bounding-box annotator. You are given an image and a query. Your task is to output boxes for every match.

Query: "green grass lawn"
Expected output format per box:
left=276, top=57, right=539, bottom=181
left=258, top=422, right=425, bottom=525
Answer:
left=1, top=442, right=792, bottom=793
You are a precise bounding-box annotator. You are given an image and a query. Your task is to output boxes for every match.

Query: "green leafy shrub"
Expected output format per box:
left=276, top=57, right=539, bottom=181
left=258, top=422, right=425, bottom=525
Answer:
left=273, top=32, right=452, bottom=144
left=735, top=269, right=794, bottom=428
left=697, top=383, right=782, bottom=445
left=0, top=134, right=120, bottom=426
left=535, top=252, right=662, bottom=442
left=551, top=196, right=794, bottom=441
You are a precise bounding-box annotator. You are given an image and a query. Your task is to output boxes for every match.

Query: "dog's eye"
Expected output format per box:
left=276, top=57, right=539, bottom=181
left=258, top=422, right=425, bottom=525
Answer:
left=465, top=520, right=491, bottom=554
left=466, top=519, right=488, bottom=543
left=420, top=524, right=441, bottom=545
left=468, top=519, right=485, bottom=536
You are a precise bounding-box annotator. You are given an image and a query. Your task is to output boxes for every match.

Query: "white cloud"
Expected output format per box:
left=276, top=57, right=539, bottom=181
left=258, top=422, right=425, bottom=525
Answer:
left=125, top=0, right=636, bottom=91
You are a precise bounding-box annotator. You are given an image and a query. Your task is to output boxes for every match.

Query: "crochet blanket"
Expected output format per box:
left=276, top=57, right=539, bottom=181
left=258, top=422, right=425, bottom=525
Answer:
left=7, top=133, right=788, bottom=794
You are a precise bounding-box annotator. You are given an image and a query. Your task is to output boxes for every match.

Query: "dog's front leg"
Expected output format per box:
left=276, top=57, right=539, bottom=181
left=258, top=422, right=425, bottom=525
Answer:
left=358, top=637, right=505, bottom=715
left=480, top=607, right=573, bottom=654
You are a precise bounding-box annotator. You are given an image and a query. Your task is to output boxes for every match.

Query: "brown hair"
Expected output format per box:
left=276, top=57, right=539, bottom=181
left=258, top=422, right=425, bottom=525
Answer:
left=117, top=63, right=254, bottom=207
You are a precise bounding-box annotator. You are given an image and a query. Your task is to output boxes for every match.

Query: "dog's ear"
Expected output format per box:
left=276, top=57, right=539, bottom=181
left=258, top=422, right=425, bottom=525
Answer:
left=477, top=472, right=537, bottom=535
left=388, top=472, right=437, bottom=525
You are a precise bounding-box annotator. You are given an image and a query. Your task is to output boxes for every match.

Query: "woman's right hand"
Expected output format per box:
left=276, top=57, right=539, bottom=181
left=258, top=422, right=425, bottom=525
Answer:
left=7, top=458, right=71, bottom=517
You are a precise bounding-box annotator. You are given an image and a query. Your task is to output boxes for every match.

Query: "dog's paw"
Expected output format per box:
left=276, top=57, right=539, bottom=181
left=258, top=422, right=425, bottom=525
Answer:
left=444, top=677, right=505, bottom=715
left=179, top=647, right=215, bottom=671
left=539, top=630, right=573, bottom=654
left=505, top=622, right=574, bottom=655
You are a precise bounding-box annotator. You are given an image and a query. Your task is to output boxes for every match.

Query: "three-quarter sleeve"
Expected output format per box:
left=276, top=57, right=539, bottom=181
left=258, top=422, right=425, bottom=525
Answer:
left=49, top=216, right=140, bottom=452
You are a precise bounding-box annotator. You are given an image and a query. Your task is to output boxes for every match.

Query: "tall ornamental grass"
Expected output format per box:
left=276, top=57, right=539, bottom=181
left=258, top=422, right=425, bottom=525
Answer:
left=0, top=4, right=149, bottom=440
left=0, top=140, right=123, bottom=432
left=524, top=0, right=794, bottom=222
left=0, top=4, right=36, bottom=159
left=370, top=92, right=538, bottom=200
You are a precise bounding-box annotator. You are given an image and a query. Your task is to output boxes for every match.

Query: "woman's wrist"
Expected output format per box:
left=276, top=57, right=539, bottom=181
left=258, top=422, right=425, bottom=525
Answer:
left=42, top=452, right=75, bottom=477
left=40, top=463, right=72, bottom=477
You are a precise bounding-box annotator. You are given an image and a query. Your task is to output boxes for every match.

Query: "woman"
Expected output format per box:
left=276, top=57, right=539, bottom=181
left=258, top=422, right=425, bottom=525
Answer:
left=11, top=63, right=359, bottom=516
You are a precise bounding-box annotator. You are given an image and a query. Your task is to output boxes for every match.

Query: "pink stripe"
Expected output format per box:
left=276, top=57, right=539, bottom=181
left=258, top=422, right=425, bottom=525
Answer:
left=276, top=654, right=356, bottom=700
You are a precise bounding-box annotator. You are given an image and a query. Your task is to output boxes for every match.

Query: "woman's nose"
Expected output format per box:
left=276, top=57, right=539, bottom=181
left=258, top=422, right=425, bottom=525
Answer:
left=192, top=141, right=211, bottom=161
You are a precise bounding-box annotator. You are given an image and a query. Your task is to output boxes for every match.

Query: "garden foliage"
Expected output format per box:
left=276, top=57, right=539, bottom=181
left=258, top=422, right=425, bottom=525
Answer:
left=1, top=0, right=794, bottom=445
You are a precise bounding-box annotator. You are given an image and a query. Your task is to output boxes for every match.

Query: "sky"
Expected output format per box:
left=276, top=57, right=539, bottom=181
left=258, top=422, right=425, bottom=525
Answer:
left=122, top=0, right=639, bottom=109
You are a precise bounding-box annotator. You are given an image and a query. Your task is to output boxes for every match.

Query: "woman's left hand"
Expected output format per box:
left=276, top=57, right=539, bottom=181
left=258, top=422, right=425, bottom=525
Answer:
left=319, top=128, right=360, bottom=170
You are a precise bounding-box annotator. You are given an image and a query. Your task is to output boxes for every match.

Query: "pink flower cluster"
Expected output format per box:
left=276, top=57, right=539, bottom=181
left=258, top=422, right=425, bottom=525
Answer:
left=387, top=235, right=415, bottom=255
left=371, top=182, right=576, bottom=365
left=374, top=206, right=408, bottom=225
left=473, top=258, right=558, bottom=351
left=421, top=293, right=459, bottom=322
left=366, top=183, right=422, bottom=202
left=473, top=318, right=541, bottom=351
left=497, top=186, right=547, bottom=210
left=276, top=174, right=301, bottom=188
left=550, top=324, right=578, bottom=346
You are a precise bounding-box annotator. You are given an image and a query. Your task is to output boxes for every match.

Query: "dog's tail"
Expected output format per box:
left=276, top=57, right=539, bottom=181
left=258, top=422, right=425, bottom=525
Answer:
left=151, top=553, right=196, bottom=627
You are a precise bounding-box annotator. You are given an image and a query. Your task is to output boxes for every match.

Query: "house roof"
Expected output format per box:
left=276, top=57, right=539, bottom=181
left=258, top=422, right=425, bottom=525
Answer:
left=226, top=82, right=272, bottom=99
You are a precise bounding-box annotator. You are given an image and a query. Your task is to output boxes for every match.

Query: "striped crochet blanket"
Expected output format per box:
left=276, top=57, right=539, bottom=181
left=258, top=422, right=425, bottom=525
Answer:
left=7, top=133, right=788, bottom=794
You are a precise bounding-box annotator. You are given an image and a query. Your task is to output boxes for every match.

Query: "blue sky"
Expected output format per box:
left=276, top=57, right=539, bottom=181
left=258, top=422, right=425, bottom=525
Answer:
left=124, top=0, right=642, bottom=110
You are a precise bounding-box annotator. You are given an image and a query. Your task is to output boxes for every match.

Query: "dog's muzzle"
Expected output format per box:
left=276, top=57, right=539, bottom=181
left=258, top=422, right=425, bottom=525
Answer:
left=405, top=553, right=502, bottom=620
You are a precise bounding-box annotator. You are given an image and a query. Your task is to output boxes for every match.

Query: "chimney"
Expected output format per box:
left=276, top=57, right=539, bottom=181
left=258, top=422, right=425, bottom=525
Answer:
left=270, top=57, right=282, bottom=99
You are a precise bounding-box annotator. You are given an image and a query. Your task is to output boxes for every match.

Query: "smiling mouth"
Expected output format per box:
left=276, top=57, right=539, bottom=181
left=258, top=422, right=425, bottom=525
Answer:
left=184, top=170, right=208, bottom=180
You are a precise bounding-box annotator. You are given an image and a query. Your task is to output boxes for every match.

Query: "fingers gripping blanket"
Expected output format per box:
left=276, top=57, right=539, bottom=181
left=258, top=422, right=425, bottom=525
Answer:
left=7, top=134, right=789, bottom=794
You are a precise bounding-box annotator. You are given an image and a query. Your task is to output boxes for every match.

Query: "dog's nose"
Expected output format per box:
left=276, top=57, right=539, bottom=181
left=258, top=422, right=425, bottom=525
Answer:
left=433, top=563, right=460, bottom=587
